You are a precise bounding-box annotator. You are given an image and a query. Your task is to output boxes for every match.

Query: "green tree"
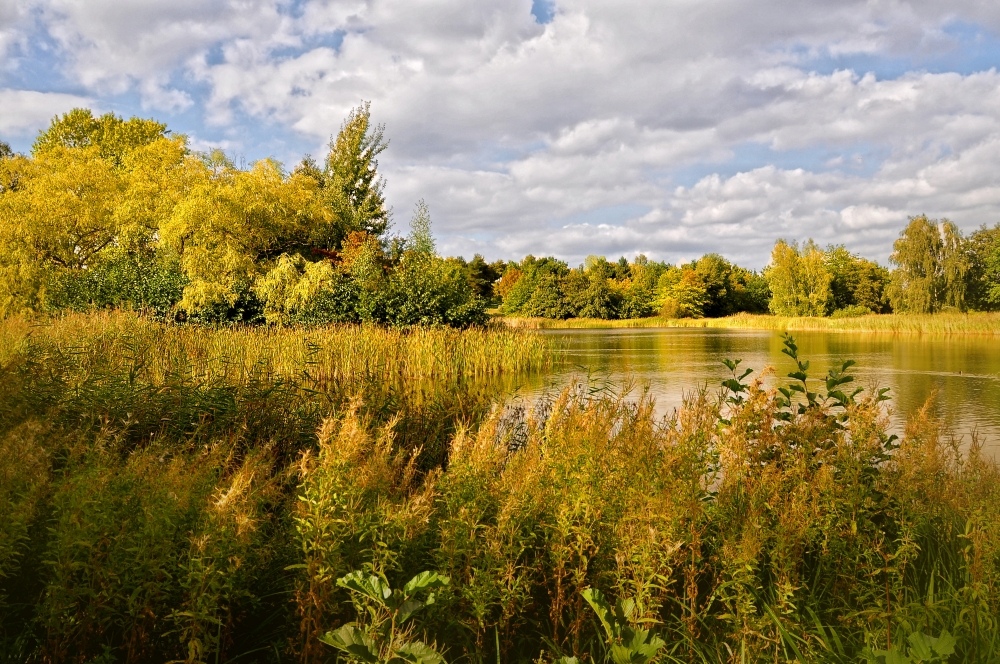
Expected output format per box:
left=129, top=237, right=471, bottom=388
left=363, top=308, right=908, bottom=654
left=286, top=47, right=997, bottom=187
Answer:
left=463, top=254, right=503, bottom=302
left=322, top=102, right=390, bottom=241
left=887, top=215, right=968, bottom=313
left=655, top=267, right=710, bottom=318
left=825, top=245, right=890, bottom=314
left=966, top=224, right=1000, bottom=310
left=0, top=140, right=12, bottom=159
left=765, top=239, right=833, bottom=316
left=407, top=199, right=435, bottom=255
left=727, top=267, right=771, bottom=314
left=498, top=256, right=569, bottom=316
left=690, top=253, right=733, bottom=316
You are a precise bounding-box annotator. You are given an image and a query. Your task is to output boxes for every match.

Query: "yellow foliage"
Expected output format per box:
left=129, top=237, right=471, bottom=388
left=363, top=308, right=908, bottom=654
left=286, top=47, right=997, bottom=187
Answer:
left=253, top=253, right=337, bottom=322
left=161, top=159, right=332, bottom=312
left=0, top=135, right=192, bottom=316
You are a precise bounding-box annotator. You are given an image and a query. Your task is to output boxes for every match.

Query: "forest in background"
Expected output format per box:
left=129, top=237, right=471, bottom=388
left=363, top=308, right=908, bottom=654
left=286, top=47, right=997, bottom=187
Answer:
left=4, top=107, right=1000, bottom=327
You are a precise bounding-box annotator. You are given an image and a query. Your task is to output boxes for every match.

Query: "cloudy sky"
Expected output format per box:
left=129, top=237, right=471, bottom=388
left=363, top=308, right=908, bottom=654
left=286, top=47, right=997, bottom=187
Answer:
left=3, top=1, right=1000, bottom=268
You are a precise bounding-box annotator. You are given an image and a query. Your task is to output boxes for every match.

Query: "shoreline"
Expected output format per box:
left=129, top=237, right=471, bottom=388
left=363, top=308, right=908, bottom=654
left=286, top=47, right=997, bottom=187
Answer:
left=499, top=311, right=1000, bottom=335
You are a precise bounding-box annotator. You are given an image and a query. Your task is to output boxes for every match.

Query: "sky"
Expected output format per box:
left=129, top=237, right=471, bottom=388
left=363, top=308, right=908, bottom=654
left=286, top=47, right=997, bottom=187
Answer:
left=3, top=1, right=1000, bottom=269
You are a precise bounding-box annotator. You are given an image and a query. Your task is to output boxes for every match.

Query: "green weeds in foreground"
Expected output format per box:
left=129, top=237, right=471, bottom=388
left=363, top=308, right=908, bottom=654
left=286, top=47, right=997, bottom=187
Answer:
left=0, top=318, right=998, bottom=663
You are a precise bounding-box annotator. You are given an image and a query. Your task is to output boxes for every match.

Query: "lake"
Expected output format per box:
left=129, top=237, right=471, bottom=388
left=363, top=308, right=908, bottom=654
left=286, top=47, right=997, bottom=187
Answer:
left=517, top=328, right=1000, bottom=457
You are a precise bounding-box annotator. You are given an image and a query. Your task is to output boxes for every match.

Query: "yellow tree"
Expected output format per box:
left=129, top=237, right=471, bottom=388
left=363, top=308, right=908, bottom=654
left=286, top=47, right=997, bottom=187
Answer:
left=160, top=158, right=333, bottom=314
left=765, top=239, right=833, bottom=316
left=0, top=110, right=192, bottom=316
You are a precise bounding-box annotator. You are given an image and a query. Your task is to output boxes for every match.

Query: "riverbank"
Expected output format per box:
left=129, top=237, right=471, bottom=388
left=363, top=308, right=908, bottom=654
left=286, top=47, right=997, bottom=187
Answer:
left=501, top=311, right=1000, bottom=334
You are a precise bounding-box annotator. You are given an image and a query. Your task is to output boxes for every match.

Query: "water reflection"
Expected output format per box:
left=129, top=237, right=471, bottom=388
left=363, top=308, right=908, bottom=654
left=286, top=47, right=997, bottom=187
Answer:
left=514, top=328, right=1000, bottom=458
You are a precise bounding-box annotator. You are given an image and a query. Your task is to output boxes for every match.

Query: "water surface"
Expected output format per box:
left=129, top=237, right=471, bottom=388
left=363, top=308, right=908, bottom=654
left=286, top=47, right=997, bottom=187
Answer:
left=517, top=328, right=1000, bottom=457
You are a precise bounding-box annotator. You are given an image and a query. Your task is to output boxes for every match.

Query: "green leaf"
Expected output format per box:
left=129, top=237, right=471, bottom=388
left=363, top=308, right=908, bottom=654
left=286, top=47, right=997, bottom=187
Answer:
left=391, top=640, right=446, bottom=664
left=337, top=571, right=392, bottom=604
left=722, top=378, right=745, bottom=394
left=396, top=598, right=425, bottom=624
left=874, top=649, right=911, bottom=664
left=320, top=625, right=379, bottom=663
left=402, top=571, right=449, bottom=596
left=581, top=588, right=615, bottom=640
left=930, top=630, right=956, bottom=657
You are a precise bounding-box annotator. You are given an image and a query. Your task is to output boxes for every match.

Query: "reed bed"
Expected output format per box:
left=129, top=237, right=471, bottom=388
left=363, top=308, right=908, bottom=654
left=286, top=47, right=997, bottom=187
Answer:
left=503, top=311, right=1000, bottom=335
left=0, top=311, right=552, bottom=384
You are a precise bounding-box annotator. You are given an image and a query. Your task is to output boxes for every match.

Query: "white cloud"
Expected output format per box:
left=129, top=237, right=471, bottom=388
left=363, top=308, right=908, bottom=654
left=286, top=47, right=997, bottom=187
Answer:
left=0, top=88, right=95, bottom=137
left=6, top=0, right=1000, bottom=266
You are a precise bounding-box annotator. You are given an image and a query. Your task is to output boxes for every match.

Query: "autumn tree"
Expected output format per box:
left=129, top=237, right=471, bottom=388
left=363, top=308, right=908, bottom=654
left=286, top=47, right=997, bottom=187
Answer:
left=161, top=158, right=331, bottom=315
left=887, top=215, right=969, bottom=313
left=656, top=266, right=710, bottom=318
left=0, top=111, right=192, bottom=315
left=765, top=239, right=833, bottom=316
left=33, top=108, right=170, bottom=168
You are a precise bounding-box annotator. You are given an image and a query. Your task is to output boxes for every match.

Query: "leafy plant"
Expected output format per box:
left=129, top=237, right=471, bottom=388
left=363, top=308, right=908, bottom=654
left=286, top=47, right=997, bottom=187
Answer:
left=555, top=588, right=665, bottom=664
left=320, top=570, right=449, bottom=664
left=873, top=629, right=957, bottom=663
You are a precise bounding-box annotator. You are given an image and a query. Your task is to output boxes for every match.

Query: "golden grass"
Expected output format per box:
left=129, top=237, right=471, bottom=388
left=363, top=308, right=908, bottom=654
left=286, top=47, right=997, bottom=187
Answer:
left=501, top=311, right=1000, bottom=335
left=0, top=311, right=554, bottom=385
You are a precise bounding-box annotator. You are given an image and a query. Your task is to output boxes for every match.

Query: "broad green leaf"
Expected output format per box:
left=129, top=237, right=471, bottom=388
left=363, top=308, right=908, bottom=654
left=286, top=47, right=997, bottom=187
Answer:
left=907, top=632, right=935, bottom=660
left=930, top=630, right=956, bottom=656
left=337, top=571, right=392, bottom=603
left=320, top=625, right=379, bottom=663
left=396, top=598, right=425, bottom=624
left=581, top=588, right=615, bottom=640
left=391, top=640, right=446, bottom=664
left=403, top=570, right=449, bottom=595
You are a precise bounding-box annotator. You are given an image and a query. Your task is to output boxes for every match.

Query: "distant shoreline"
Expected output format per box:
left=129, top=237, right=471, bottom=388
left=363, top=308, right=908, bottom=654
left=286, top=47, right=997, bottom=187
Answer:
left=499, top=311, right=1000, bottom=335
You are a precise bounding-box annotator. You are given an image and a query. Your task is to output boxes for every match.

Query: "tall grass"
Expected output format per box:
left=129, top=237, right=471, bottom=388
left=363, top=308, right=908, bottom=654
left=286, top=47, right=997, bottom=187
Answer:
left=503, top=311, right=1000, bottom=335
left=1, top=313, right=998, bottom=662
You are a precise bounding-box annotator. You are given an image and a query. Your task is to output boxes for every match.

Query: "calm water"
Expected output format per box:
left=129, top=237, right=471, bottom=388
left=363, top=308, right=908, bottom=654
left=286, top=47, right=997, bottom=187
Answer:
left=517, top=328, right=1000, bottom=457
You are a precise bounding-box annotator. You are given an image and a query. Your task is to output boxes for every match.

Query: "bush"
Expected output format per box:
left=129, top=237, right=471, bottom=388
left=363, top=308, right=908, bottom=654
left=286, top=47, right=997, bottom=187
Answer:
left=831, top=304, right=873, bottom=318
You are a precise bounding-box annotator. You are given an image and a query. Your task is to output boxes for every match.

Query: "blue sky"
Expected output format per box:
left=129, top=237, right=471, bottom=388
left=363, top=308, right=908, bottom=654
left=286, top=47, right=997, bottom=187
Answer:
left=3, top=0, right=1000, bottom=268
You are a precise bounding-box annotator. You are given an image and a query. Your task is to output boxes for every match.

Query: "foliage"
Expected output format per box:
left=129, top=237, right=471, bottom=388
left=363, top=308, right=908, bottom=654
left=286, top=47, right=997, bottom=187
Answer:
left=765, top=238, right=833, bottom=316
left=407, top=199, right=436, bottom=256
left=32, top=108, right=169, bottom=167
left=826, top=244, right=890, bottom=313
left=558, top=588, right=665, bottom=664
left=888, top=215, right=969, bottom=313
left=656, top=267, right=709, bottom=318
left=320, top=101, right=391, bottom=240
left=320, top=571, right=449, bottom=664
left=965, top=224, right=1000, bottom=311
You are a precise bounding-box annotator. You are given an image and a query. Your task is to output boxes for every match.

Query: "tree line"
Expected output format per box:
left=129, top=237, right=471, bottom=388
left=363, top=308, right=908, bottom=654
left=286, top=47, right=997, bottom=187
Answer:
left=489, top=216, right=1000, bottom=320
left=0, top=106, right=487, bottom=327
left=3, top=108, right=1000, bottom=326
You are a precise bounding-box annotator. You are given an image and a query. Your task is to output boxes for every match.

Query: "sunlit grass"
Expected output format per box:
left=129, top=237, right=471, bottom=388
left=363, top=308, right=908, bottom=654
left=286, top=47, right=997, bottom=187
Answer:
left=0, top=310, right=553, bottom=384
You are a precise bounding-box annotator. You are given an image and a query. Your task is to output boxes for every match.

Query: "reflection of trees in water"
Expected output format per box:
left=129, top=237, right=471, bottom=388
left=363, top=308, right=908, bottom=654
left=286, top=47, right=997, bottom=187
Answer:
left=537, top=329, right=1000, bottom=457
